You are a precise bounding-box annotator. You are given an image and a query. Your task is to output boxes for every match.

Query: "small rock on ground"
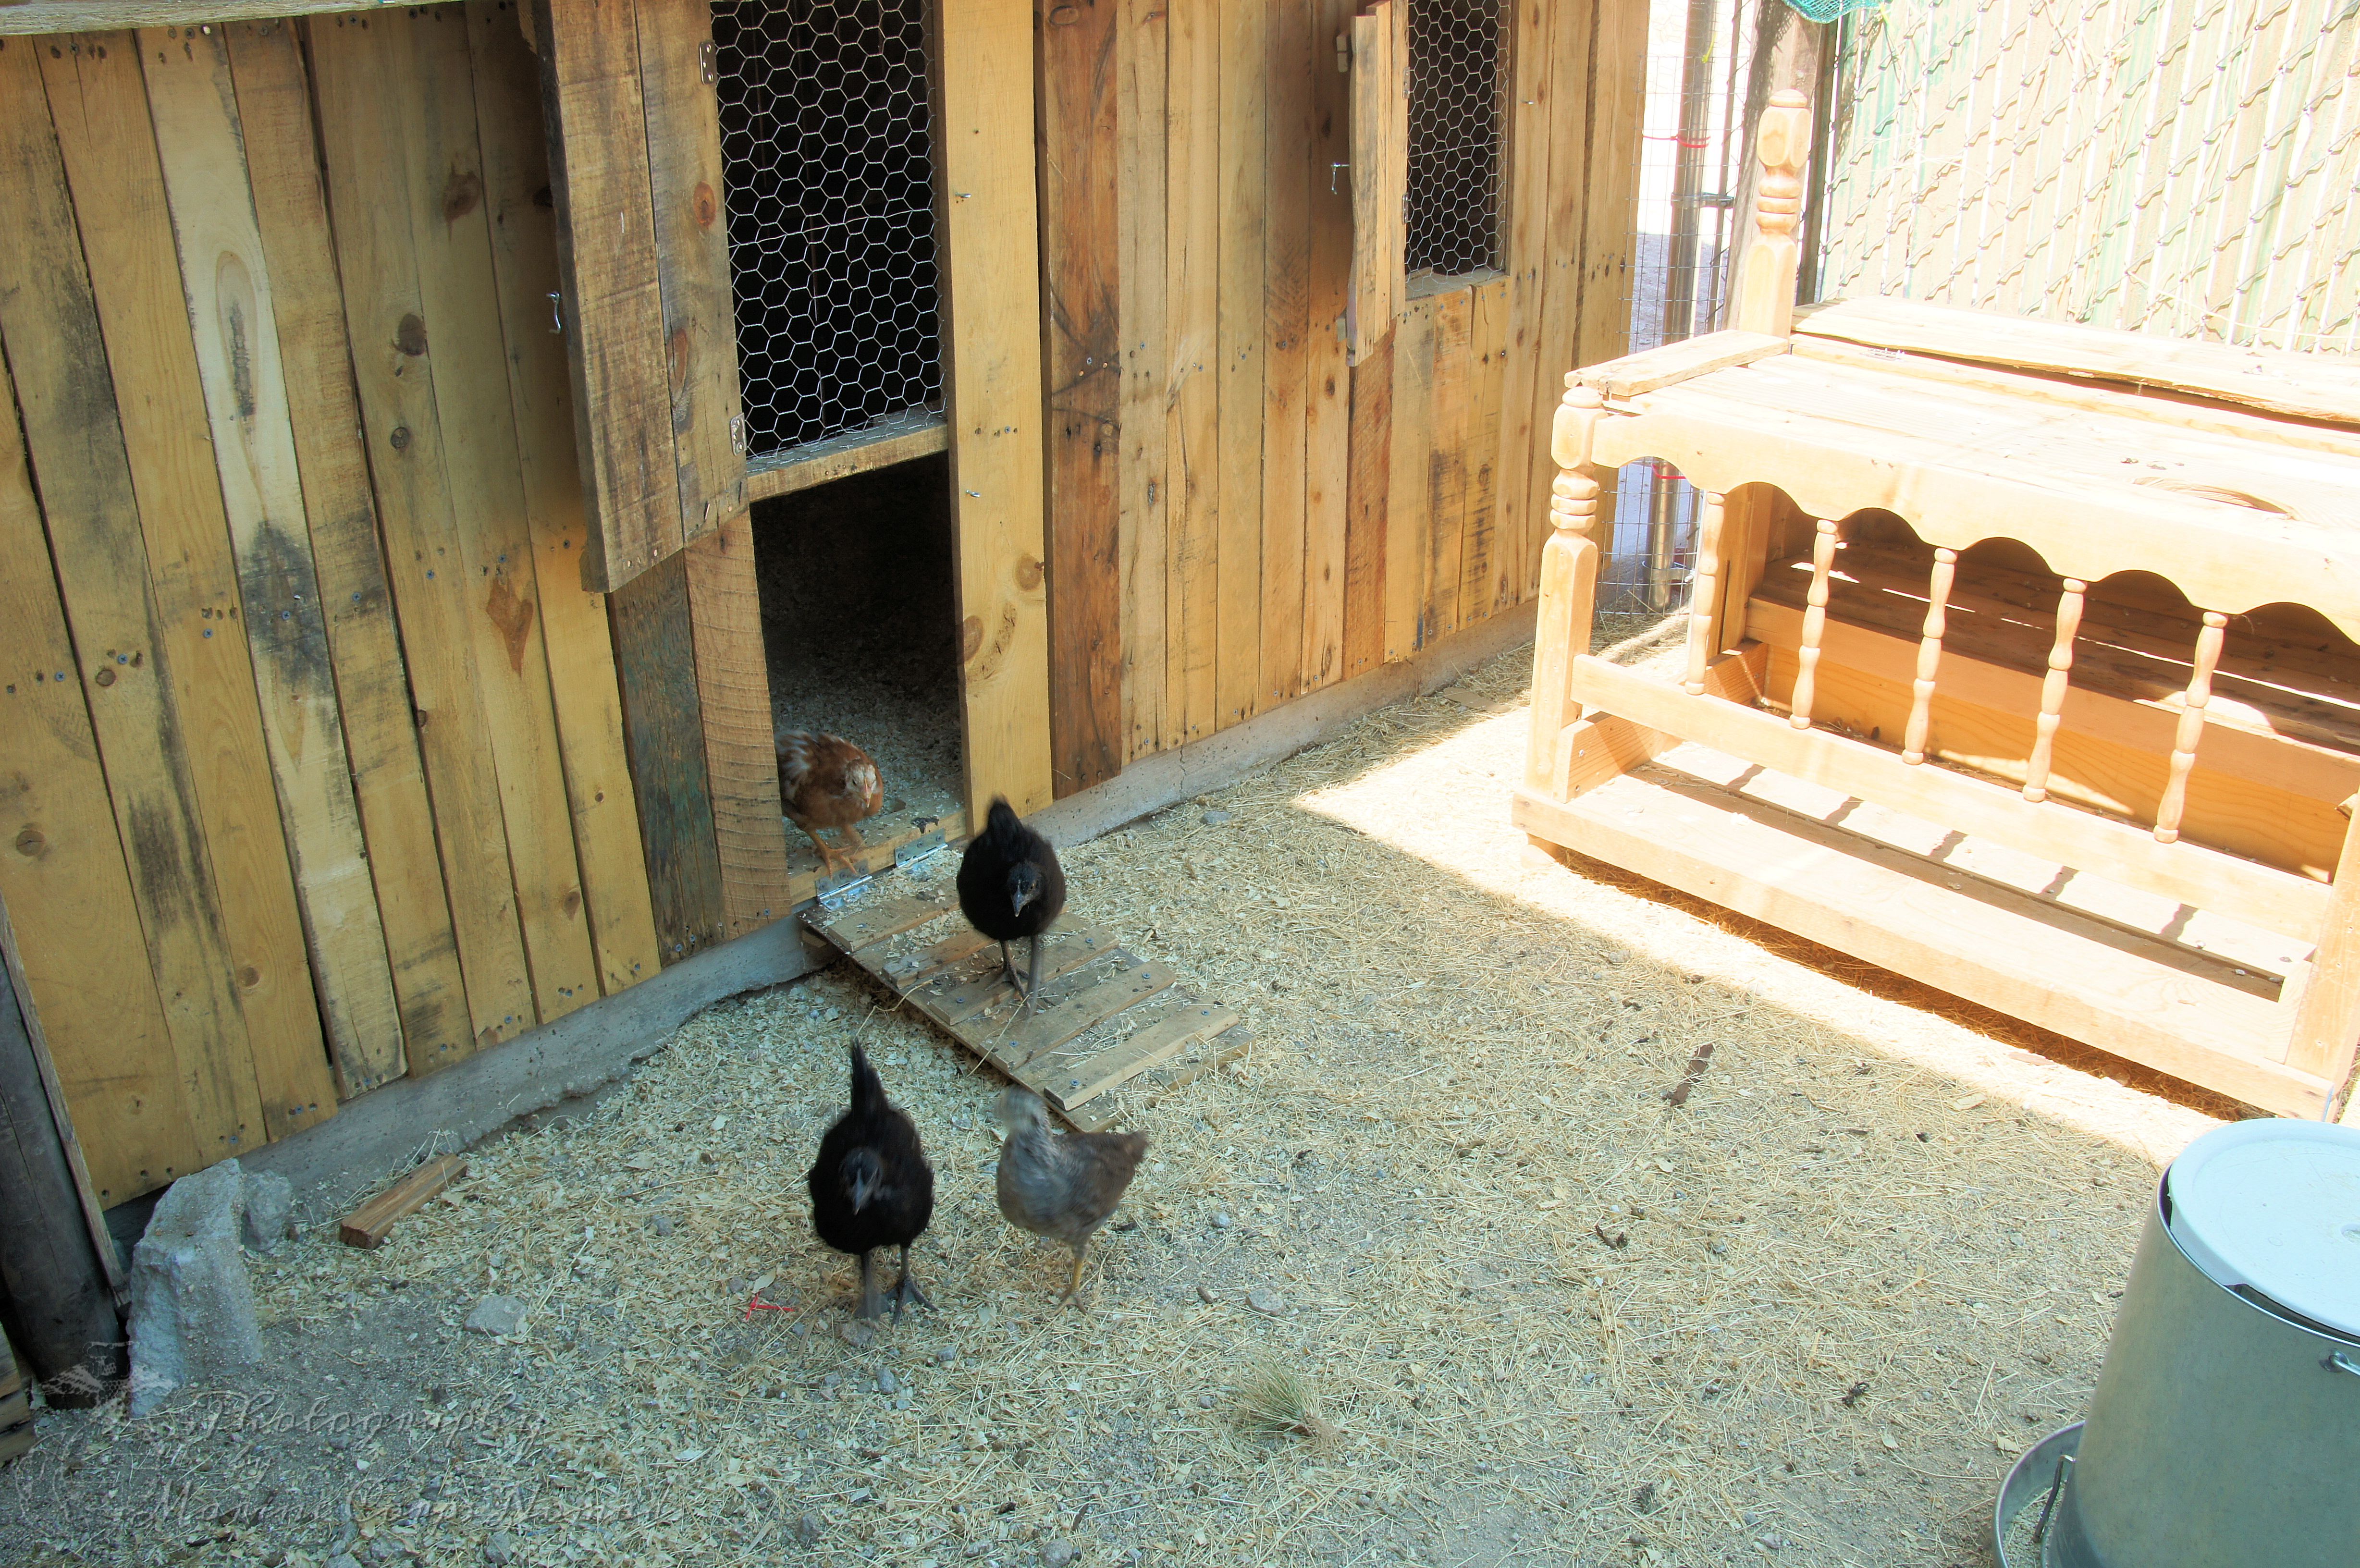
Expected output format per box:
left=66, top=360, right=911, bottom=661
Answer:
left=1201, top=809, right=1234, bottom=825
left=797, top=1514, right=824, bottom=1544
left=1247, top=1285, right=1285, bottom=1314
left=481, top=1530, right=515, bottom=1564
left=877, top=1367, right=898, bottom=1395
left=1041, top=1541, right=1080, bottom=1567
left=463, top=1296, right=527, bottom=1337
left=240, top=1170, right=295, bottom=1254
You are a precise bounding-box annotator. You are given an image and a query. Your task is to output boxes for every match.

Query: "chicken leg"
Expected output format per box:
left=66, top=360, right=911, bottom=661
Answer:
left=1026, top=934, right=1045, bottom=1017
left=854, top=1249, right=885, bottom=1320
left=798, top=820, right=860, bottom=878
left=889, top=1242, right=931, bottom=1321
left=1061, top=1239, right=1091, bottom=1306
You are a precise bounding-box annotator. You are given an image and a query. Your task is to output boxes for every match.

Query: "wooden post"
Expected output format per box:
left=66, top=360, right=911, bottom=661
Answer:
left=1526, top=382, right=1606, bottom=794
left=2155, top=611, right=2228, bottom=844
left=0, top=919, right=124, bottom=1407
left=1788, top=516, right=1839, bottom=728
left=2285, top=796, right=2360, bottom=1090
left=2023, top=577, right=2087, bottom=802
left=1901, top=547, right=1956, bottom=764
left=1683, top=490, right=1728, bottom=695
left=1730, top=89, right=1812, bottom=338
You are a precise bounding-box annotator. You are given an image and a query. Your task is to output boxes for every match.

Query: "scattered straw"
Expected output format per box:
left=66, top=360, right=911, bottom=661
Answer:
left=1234, top=1360, right=1341, bottom=1446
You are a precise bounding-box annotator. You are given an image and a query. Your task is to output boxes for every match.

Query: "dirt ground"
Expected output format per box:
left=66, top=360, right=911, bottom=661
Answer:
left=3, top=633, right=2233, bottom=1568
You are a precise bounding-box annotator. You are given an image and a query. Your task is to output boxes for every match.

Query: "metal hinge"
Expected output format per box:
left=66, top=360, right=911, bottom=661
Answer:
left=728, top=413, right=747, bottom=455
left=699, top=39, right=717, bottom=85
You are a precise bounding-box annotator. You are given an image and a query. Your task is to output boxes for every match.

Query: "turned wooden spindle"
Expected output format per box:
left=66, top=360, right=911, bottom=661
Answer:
left=2154, top=611, right=2229, bottom=843
left=1526, top=382, right=1607, bottom=794
left=2022, top=577, right=2087, bottom=802
left=1788, top=517, right=1840, bottom=729
left=1901, top=548, right=1957, bottom=764
left=1732, top=89, right=1814, bottom=339
left=1684, top=491, right=1728, bottom=695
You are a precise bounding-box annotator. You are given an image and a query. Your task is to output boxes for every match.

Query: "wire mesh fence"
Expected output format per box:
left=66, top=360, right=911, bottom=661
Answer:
left=1407, top=0, right=1509, bottom=278
left=712, top=0, right=943, bottom=466
left=1820, top=0, right=2360, bottom=352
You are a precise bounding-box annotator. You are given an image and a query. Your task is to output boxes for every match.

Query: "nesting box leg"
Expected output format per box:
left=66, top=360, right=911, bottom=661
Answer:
left=2154, top=612, right=2227, bottom=844
left=1788, top=516, right=1840, bottom=729
left=1527, top=384, right=1606, bottom=796
left=1901, top=547, right=1957, bottom=764
left=2023, top=577, right=2087, bottom=802
left=1682, top=490, right=1727, bottom=696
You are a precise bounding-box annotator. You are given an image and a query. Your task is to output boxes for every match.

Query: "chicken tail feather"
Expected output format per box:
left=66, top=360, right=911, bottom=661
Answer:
left=848, top=1041, right=885, bottom=1117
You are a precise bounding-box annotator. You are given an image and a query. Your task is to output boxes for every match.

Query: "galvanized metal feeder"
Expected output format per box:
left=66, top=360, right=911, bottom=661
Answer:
left=1994, top=1120, right=2360, bottom=1567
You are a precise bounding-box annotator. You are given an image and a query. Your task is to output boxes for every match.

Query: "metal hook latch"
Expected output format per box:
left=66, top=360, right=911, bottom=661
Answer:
left=547, top=291, right=564, bottom=335
left=1330, top=162, right=1348, bottom=195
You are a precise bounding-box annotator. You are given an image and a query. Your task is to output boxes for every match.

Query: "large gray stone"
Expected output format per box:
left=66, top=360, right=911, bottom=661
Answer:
left=127, top=1160, right=265, bottom=1416
left=242, top=1169, right=295, bottom=1254
left=464, top=1296, right=527, bottom=1337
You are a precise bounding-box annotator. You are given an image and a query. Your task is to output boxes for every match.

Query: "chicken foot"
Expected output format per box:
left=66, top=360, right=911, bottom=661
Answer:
left=889, top=1242, right=931, bottom=1322
left=1061, top=1240, right=1092, bottom=1306
left=798, top=821, right=867, bottom=878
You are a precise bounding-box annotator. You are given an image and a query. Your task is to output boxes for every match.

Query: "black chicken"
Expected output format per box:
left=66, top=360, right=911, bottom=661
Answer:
left=807, top=1043, right=935, bottom=1320
left=995, top=1086, right=1148, bottom=1307
left=957, top=797, right=1067, bottom=1012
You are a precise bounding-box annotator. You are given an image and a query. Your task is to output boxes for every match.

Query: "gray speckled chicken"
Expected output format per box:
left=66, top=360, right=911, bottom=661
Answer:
left=994, top=1087, right=1147, bottom=1306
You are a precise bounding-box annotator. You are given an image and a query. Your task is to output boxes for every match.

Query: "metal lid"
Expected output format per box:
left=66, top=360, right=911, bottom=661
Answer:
left=2166, top=1120, right=2360, bottom=1338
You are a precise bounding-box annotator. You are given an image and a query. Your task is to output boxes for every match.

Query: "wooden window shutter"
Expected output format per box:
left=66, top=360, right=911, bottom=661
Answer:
left=1346, top=0, right=1407, bottom=368
left=534, top=0, right=746, bottom=592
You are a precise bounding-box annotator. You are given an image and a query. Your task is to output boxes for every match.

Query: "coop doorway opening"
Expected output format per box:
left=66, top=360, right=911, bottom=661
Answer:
left=753, top=453, right=965, bottom=882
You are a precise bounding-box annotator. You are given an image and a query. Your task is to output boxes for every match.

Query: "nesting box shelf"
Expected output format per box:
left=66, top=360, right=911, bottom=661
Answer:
left=1518, top=114, right=2360, bottom=1119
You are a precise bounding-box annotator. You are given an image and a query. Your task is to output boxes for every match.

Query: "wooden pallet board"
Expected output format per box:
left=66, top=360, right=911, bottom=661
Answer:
left=806, top=868, right=1246, bottom=1128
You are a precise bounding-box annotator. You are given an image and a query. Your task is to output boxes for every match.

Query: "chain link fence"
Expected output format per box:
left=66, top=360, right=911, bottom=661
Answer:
left=712, top=0, right=943, bottom=465
left=1820, top=0, right=2360, bottom=351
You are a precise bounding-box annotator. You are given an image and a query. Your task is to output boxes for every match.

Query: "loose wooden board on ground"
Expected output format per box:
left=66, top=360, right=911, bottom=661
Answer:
left=340, top=1155, right=467, bottom=1249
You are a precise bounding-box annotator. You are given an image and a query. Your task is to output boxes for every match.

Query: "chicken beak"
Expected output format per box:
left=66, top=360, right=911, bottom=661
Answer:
left=849, top=1175, right=874, bottom=1213
left=1009, top=885, right=1035, bottom=918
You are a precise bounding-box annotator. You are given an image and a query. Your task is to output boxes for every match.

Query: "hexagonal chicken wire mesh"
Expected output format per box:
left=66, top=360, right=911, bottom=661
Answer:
left=1407, top=0, right=1507, bottom=278
left=712, top=0, right=942, bottom=463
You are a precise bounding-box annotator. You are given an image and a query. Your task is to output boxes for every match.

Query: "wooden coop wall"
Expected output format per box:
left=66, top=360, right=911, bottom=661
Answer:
left=1036, top=0, right=1648, bottom=797
left=0, top=7, right=665, bottom=1207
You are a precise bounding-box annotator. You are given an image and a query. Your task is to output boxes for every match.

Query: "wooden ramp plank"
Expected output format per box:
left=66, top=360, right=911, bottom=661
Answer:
left=807, top=866, right=1239, bottom=1129
left=1024, top=991, right=1240, bottom=1110
left=1064, top=1023, right=1254, bottom=1133
left=995, top=951, right=1175, bottom=1069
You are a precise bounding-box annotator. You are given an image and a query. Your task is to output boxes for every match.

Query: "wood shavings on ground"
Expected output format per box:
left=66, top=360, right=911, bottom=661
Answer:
left=2, top=632, right=2236, bottom=1568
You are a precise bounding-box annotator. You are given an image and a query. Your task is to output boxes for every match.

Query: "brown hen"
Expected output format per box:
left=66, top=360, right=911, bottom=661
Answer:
left=776, top=729, right=884, bottom=876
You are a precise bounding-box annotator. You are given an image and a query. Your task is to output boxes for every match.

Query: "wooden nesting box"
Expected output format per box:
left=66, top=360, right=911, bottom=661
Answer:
left=1516, top=97, right=2360, bottom=1121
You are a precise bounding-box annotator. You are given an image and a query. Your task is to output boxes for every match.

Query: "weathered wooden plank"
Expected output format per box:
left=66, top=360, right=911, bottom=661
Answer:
left=743, top=413, right=946, bottom=503
left=909, top=924, right=1115, bottom=1030
left=995, top=949, right=1175, bottom=1069
left=1061, top=1021, right=1251, bottom=1132
left=1257, top=0, right=1310, bottom=714
left=3, top=0, right=387, bottom=34
left=1342, top=328, right=1393, bottom=678
left=939, top=0, right=1055, bottom=818
left=1574, top=330, right=1791, bottom=397
left=310, top=11, right=538, bottom=1053
left=1023, top=990, right=1237, bottom=1109
left=142, top=23, right=406, bottom=1099
left=464, top=0, right=664, bottom=999
left=1300, top=0, right=1355, bottom=693
left=397, top=4, right=602, bottom=1026
left=634, top=0, right=745, bottom=541
left=1346, top=0, right=1403, bottom=365
left=1424, top=289, right=1473, bottom=644
left=606, top=551, right=725, bottom=963
left=338, top=1154, right=466, bottom=1249
left=1165, top=0, right=1219, bottom=747
left=807, top=880, right=957, bottom=954
left=853, top=924, right=993, bottom=994
left=1574, top=0, right=1647, bottom=374
left=1214, top=0, right=1267, bottom=728
left=533, top=0, right=683, bottom=589
left=33, top=34, right=331, bottom=1145
left=681, top=518, right=794, bottom=938
left=1384, top=298, right=1436, bottom=660
left=1528, top=0, right=1594, bottom=597
left=225, top=19, right=474, bottom=1078
left=0, top=345, right=198, bottom=1205
left=1117, top=0, right=1169, bottom=761
left=1461, top=276, right=1511, bottom=619
left=1492, top=0, right=1553, bottom=615
left=1039, top=0, right=1124, bottom=796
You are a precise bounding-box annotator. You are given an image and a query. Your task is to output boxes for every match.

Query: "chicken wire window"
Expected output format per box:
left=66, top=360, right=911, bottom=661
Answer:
left=712, top=0, right=942, bottom=463
left=1407, top=0, right=1506, bottom=277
